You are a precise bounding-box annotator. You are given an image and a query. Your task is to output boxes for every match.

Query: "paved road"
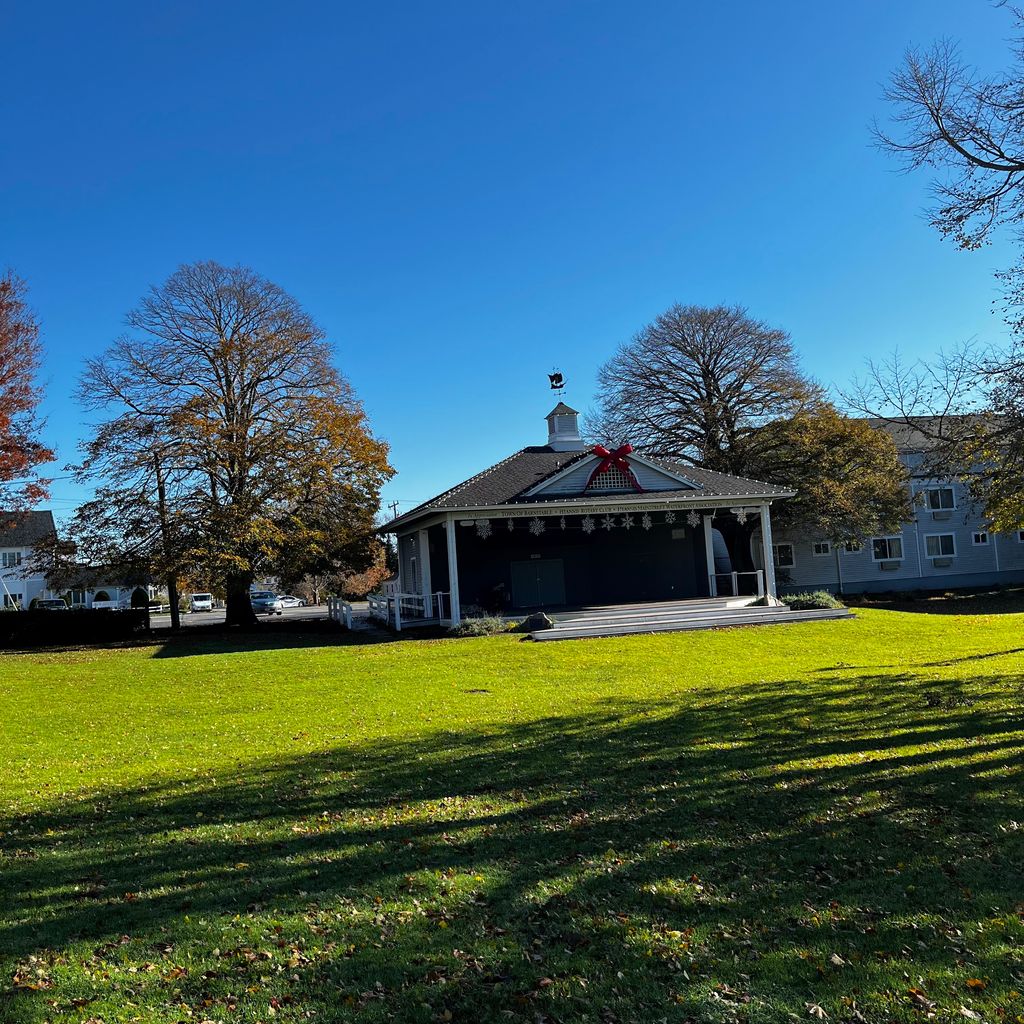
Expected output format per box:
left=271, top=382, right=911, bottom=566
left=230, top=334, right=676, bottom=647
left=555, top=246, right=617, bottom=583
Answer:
left=150, top=604, right=331, bottom=629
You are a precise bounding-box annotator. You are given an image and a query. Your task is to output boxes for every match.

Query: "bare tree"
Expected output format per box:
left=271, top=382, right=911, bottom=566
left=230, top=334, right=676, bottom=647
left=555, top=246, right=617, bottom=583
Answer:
left=589, top=304, right=822, bottom=474
left=865, top=10, right=1024, bottom=532
left=75, top=261, right=392, bottom=626
left=592, top=303, right=909, bottom=567
left=877, top=32, right=1024, bottom=257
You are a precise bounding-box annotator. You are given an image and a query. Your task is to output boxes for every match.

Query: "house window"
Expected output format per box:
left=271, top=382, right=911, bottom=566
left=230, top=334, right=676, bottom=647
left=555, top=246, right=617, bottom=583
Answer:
left=842, top=540, right=863, bottom=553
left=772, top=543, right=795, bottom=568
left=871, top=536, right=904, bottom=561
left=923, top=486, right=955, bottom=510
left=925, top=533, right=956, bottom=558
left=1018, top=531, right=1024, bottom=544
left=1, top=551, right=23, bottom=569
left=70, top=589, right=86, bottom=606
left=973, top=532, right=989, bottom=546
left=812, top=541, right=831, bottom=557
left=2, top=593, right=23, bottom=609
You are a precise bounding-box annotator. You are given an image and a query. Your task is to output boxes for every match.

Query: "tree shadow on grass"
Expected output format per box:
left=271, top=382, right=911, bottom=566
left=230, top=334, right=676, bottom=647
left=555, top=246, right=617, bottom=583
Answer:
left=847, top=586, right=1024, bottom=616
left=2, top=673, right=1023, bottom=1022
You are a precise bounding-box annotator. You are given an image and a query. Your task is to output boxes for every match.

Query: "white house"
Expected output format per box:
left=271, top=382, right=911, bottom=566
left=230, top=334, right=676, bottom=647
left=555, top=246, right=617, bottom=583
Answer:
left=0, top=511, right=58, bottom=609
left=754, top=418, right=1024, bottom=594
left=0, top=510, right=157, bottom=609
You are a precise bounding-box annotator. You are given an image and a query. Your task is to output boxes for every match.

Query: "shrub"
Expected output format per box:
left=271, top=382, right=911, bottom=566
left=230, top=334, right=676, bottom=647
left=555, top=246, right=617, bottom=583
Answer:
left=448, top=616, right=515, bottom=637
left=0, top=608, right=150, bottom=648
left=784, top=590, right=845, bottom=611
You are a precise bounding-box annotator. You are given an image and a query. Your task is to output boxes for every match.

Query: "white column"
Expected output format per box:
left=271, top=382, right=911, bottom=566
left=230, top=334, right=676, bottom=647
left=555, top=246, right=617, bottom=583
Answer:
left=702, top=514, right=716, bottom=597
left=418, top=529, right=432, bottom=613
left=446, top=514, right=461, bottom=625
left=759, top=503, right=778, bottom=599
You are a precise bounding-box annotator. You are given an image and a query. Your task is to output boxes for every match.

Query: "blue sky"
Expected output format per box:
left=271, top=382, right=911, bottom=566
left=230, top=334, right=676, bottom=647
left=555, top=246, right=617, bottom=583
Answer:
left=0, top=1, right=1015, bottom=521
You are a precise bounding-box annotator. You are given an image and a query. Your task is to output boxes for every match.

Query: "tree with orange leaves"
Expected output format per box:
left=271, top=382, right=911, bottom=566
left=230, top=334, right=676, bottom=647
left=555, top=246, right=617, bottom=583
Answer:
left=0, top=272, right=53, bottom=511
left=72, top=261, right=392, bottom=626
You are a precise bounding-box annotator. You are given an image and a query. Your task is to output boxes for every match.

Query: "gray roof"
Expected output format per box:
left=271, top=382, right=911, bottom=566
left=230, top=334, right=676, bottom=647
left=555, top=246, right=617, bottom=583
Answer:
left=0, top=510, right=55, bottom=547
left=547, top=402, right=578, bottom=416
left=384, top=447, right=792, bottom=532
left=860, top=414, right=1003, bottom=454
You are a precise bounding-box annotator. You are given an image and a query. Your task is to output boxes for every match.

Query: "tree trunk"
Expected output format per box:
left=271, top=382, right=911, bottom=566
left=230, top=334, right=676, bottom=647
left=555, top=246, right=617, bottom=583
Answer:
left=167, top=573, right=181, bottom=631
left=224, top=573, right=258, bottom=627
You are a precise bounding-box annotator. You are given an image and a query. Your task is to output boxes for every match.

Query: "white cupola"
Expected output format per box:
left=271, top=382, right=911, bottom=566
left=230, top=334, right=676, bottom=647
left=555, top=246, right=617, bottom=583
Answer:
left=545, top=402, right=586, bottom=451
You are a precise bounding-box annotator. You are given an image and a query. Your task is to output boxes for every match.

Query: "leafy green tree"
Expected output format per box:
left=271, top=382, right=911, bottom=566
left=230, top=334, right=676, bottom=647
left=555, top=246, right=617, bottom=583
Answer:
left=746, top=405, right=910, bottom=541
left=74, top=261, right=392, bottom=626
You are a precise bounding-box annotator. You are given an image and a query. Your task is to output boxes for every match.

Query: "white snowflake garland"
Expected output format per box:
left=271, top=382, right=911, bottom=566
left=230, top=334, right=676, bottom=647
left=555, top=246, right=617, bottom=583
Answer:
left=529, top=517, right=546, bottom=536
left=600, top=514, right=616, bottom=531
left=507, top=518, right=515, bottom=532
left=475, top=519, right=492, bottom=540
left=686, top=511, right=701, bottom=528
left=581, top=516, right=596, bottom=535
left=559, top=516, right=566, bottom=530
left=664, top=511, right=676, bottom=525
left=621, top=513, right=634, bottom=530
left=641, top=513, right=653, bottom=531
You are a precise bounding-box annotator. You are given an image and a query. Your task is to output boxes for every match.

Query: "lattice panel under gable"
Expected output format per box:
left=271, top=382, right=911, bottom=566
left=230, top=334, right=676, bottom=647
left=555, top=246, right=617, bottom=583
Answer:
left=585, top=462, right=637, bottom=492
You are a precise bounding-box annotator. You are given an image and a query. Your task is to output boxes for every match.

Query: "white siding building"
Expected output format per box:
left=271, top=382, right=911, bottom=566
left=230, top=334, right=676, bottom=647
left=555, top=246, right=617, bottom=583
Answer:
left=751, top=420, right=1024, bottom=595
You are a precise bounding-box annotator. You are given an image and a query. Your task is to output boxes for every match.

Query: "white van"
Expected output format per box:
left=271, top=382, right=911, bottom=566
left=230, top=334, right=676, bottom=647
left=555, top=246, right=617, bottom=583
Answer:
left=189, top=593, right=214, bottom=613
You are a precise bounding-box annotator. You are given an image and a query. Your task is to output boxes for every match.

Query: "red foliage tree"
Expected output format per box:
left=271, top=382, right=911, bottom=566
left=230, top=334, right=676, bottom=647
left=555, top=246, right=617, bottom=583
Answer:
left=0, top=272, right=52, bottom=508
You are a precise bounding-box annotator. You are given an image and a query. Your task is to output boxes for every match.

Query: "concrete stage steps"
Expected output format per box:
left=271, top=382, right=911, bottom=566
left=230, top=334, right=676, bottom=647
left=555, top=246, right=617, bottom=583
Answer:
left=530, top=601, right=853, bottom=641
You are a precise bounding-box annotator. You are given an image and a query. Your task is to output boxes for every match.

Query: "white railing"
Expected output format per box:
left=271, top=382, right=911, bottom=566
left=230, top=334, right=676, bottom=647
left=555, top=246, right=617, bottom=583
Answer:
left=365, top=591, right=451, bottom=631
left=327, top=597, right=352, bottom=629
left=367, top=593, right=390, bottom=623
left=709, top=570, right=765, bottom=598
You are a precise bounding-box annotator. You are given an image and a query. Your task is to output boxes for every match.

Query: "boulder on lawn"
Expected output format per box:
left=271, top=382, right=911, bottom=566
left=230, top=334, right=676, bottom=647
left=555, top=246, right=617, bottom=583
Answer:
left=519, top=611, right=554, bottom=632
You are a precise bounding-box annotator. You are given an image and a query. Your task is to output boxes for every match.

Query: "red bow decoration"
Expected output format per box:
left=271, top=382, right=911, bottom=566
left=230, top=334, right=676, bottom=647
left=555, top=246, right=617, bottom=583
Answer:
left=586, top=443, right=643, bottom=491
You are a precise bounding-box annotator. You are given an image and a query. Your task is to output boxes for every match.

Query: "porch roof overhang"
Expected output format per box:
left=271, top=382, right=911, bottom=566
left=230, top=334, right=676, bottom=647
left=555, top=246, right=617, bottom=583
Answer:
left=381, top=489, right=795, bottom=535
left=379, top=444, right=795, bottom=536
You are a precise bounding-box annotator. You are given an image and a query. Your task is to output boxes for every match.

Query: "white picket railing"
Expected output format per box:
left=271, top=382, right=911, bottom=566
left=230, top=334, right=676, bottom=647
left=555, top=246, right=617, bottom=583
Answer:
left=709, top=570, right=765, bottom=598
left=367, top=593, right=390, bottom=623
left=365, top=591, right=451, bottom=631
left=327, top=597, right=352, bottom=629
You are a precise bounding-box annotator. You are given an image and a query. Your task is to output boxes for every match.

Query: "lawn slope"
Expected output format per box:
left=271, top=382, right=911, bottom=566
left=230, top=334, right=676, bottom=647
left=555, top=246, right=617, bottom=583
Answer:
left=1, top=607, right=1023, bottom=1023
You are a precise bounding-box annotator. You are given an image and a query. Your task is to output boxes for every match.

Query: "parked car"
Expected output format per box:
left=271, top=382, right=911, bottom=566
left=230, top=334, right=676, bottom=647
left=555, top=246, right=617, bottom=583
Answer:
left=34, top=598, right=68, bottom=611
left=278, top=594, right=305, bottom=608
left=250, top=591, right=283, bottom=616
left=189, top=592, right=214, bottom=613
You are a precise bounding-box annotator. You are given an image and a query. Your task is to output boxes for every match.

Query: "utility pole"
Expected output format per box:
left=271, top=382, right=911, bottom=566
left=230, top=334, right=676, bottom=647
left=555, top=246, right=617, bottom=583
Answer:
left=388, top=500, right=400, bottom=520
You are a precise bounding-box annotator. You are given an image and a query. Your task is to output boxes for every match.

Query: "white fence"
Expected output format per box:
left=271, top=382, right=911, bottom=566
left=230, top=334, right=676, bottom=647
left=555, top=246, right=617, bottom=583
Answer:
left=709, top=570, right=765, bottom=598
left=327, top=597, right=353, bottom=629
left=365, top=591, right=451, bottom=631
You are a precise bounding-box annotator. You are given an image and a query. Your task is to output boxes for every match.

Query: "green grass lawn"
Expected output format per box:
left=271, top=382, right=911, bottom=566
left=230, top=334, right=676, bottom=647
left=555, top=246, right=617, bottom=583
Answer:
left=1, top=607, right=1023, bottom=1024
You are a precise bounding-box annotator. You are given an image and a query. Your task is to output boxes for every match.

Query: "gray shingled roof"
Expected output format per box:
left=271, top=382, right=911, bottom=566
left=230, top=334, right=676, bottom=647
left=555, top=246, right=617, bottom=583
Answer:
left=0, top=510, right=56, bottom=547
left=863, top=415, right=994, bottom=454
left=383, top=447, right=792, bottom=532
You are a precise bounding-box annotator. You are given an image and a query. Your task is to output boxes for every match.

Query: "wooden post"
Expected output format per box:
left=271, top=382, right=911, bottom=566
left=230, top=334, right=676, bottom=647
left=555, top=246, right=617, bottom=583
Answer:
left=703, top=514, right=717, bottom=597
left=446, top=514, right=461, bottom=625
left=759, top=504, right=777, bottom=600
left=418, top=529, right=432, bottom=615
